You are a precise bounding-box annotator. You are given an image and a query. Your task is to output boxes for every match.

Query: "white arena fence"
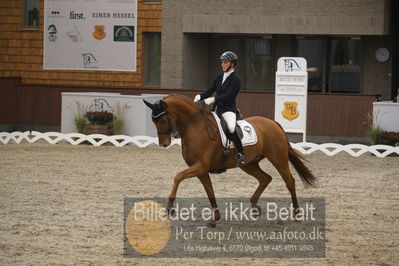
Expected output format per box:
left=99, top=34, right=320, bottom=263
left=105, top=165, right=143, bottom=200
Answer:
left=1, top=131, right=398, bottom=158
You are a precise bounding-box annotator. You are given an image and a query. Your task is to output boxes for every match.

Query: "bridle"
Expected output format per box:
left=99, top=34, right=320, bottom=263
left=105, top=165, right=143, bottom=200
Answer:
left=153, top=102, right=218, bottom=140
left=152, top=111, right=178, bottom=136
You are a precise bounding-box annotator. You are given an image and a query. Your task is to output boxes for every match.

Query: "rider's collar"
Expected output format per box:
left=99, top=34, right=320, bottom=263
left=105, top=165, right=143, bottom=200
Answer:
left=223, top=68, right=234, bottom=74
left=222, top=69, right=234, bottom=84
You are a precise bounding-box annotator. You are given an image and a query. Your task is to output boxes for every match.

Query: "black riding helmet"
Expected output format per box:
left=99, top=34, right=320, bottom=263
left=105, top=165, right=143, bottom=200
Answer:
left=220, top=51, right=238, bottom=67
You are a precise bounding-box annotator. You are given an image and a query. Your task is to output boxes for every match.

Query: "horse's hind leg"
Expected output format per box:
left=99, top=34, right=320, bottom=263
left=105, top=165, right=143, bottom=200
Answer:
left=240, top=162, right=272, bottom=213
left=275, top=163, right=299, bottom=212
left=198, top=174, right=221, bottom=227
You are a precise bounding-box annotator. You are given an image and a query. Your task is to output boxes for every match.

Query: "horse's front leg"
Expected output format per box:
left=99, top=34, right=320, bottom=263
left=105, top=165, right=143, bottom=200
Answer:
left=198, top=174, right=221, bottom=227
left=167, top=163, right=204, bottom=211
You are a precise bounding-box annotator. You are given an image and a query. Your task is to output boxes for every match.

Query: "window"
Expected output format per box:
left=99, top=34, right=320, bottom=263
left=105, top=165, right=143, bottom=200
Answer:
left=144, top=32, right=161, bottom=86
left=23, top=0, right=40, bottom=28
left=296, top=39, right=326, bottom=92
left=329, top=39, right=361, bottom=93
left=208, top=36, right=275, bottom=91
left=296, top=37, right=361, bottom=93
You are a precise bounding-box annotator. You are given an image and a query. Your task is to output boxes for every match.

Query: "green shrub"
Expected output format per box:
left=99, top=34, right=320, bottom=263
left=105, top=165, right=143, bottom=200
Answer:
left=113, top=117, right=125, bottom=135
left=74, top=117, right=86, bottom=133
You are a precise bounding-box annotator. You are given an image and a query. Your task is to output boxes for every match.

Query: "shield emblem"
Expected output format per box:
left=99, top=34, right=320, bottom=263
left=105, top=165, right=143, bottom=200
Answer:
left=93, top=25, right=106, bottom=40
left=282, top=102, right=300, bottom=121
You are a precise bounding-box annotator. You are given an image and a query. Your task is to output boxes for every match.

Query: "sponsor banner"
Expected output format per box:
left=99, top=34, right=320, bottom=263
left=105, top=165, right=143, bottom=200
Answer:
left=44, top=0, right=137, bottom=71
left=123, top=197, right=326, bottom=258
left=275, top=57, right=308, bottom=141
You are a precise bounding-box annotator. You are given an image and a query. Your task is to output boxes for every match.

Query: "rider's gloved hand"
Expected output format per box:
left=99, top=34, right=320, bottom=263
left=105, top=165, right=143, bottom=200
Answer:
left=204, top=97, right=215, bottom=105
left=193, top=94, right=201, bottom=103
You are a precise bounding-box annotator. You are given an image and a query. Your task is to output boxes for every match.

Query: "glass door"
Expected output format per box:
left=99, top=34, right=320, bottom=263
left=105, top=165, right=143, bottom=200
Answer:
left=296, top=39, right=326, bottom=92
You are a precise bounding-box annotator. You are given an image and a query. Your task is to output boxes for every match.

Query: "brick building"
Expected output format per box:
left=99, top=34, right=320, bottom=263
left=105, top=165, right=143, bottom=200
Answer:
left=0, top=0, right=397, bottom=138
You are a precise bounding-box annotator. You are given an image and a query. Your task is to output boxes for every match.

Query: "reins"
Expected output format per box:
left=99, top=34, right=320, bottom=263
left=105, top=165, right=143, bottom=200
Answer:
left=155, top=101, right=218, bottom=141
left=198, top=102, right=218, bottom=141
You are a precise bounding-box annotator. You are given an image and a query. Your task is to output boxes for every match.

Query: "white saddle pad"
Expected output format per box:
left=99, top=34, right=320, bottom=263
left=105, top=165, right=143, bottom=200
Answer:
left=211, top=112, right=258, bottom=148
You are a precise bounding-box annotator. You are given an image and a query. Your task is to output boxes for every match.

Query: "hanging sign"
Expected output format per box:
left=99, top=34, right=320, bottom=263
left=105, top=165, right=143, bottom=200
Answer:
left=44, top=0, right=137, bottom=71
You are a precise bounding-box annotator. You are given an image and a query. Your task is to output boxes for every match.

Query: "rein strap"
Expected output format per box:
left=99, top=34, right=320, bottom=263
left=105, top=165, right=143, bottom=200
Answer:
left=198, top=102, right=218, bottom=141
left=154, top=103, right=218, bottom=141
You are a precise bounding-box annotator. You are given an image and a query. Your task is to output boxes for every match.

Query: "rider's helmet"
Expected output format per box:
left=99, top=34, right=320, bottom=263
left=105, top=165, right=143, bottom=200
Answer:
left=220, top=51, right=238, bottom=67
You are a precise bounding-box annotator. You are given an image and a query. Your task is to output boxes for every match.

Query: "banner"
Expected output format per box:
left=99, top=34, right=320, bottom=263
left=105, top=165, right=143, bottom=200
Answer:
left=275, top=57, right=308, bottom=142
left=44, top=0, right=137, bottom=71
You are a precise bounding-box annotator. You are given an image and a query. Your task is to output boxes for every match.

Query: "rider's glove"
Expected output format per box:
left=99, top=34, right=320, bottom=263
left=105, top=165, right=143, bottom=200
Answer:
left=193, top=94, right=201, bottom=103
left=204, top=97, right=215, bottom=105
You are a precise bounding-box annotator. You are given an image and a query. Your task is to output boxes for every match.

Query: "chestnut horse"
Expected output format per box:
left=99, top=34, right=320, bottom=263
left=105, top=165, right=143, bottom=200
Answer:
left=143, top=94, right=315, bottom=226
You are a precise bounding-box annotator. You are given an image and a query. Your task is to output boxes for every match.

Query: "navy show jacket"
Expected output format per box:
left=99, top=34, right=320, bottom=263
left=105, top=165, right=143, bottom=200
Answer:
left=200, top=72, right=241, bottom=113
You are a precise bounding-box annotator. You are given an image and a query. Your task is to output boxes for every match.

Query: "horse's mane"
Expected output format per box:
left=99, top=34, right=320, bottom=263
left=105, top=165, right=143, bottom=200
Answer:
left=163, top=94, right=199, bottom=110
left=164, top=93, right=193, bottom=102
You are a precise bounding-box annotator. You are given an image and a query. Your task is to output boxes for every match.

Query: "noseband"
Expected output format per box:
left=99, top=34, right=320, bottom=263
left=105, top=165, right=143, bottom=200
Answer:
left=152, top=111, right=177, bottom=136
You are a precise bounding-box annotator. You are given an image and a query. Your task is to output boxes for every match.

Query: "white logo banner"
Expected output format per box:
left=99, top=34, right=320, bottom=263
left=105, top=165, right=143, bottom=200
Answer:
left=44, top=0, right=137, bottom=71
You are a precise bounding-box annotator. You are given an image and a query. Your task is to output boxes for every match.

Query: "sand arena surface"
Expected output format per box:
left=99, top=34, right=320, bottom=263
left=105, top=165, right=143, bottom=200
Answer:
left=0, top=142, right=398, bottom=265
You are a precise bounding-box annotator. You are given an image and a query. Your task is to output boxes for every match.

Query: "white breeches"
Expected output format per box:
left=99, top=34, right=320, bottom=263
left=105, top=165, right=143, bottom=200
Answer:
left=222, top=111, right=236, bottom=133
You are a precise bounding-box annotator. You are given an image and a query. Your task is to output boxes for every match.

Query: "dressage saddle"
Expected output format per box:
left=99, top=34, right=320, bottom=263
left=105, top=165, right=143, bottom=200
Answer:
left=215, top=108, right=244, bottom=141
left=209, top=108, right=244, bottom=174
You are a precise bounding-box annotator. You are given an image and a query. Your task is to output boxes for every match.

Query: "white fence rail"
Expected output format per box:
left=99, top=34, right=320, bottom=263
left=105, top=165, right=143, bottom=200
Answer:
left=1, top=131, right=398, bottom=158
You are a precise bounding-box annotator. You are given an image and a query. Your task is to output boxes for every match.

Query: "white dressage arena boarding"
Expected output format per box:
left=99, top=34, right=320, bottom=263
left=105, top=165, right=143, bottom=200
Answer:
left=1, top=131, right=398, bottom=158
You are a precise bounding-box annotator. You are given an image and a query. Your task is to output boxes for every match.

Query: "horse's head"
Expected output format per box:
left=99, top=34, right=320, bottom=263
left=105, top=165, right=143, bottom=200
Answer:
left=143, top=99, right=178, bottom=147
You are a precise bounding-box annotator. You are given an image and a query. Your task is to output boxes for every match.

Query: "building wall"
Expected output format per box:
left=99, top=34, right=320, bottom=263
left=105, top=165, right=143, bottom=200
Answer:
left=0, top=0, right=161, bottom=87
left=162, top=0, right=391, bottom=90
left=363, top=36, right=392, bottom=100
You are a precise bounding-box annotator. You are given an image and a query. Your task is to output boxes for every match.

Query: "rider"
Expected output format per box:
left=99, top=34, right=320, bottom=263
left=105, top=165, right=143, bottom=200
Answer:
left=194, top=51, right=245, bottom=165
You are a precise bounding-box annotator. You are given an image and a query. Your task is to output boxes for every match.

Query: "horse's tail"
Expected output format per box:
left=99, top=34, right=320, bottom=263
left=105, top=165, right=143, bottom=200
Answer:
left=288, top=145, right=317, bottom=187
left=272, top=120, right=316, bottom=187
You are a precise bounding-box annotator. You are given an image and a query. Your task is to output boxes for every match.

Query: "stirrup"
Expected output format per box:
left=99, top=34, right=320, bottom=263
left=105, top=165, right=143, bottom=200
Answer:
left=235, top=152, right=245, bottom=166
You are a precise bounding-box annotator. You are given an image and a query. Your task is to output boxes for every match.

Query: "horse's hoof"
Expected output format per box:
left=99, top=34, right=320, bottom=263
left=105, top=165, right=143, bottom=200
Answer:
left=207, top=221, right=217, bottom=228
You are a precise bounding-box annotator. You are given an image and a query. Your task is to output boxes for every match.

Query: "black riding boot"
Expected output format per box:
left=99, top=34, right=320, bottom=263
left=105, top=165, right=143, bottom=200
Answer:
left=229, top=131, right=245, bottom=165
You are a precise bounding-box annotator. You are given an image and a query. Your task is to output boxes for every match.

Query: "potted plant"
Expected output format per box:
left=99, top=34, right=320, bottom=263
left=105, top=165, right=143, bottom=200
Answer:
left=375, top=131, right=399, bottom=146
left=84, top=110, right=114, bottom=135
left=71, top=100, right=129, bottom=135
left=365, top=111, right=399, bottom=147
